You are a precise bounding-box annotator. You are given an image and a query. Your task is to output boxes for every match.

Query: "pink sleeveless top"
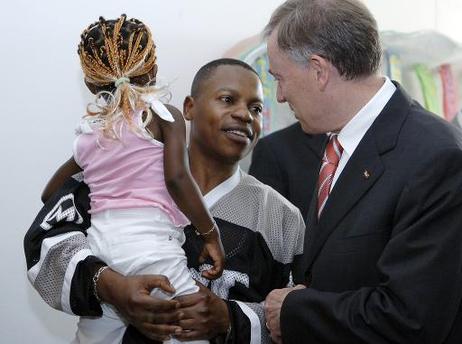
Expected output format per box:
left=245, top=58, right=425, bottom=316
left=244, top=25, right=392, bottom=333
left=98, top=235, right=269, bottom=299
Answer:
left=73, top=112, right=189, bottom=227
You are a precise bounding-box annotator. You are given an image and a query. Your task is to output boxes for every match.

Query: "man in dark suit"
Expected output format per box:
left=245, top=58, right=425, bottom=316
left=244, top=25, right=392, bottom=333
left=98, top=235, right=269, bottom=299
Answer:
left=263, top=1, right=462, bottom=343
left=249, top=122, right=325, bottom=218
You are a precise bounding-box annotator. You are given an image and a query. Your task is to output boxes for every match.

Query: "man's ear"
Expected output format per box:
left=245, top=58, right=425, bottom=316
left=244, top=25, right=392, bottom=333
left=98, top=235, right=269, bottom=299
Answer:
left=183, top=96, right=195, bottom=120
left=309, top=54, right=330, bottom=91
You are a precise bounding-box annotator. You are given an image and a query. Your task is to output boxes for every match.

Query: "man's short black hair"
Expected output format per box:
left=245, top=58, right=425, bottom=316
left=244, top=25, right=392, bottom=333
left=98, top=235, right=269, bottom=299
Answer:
left=190, top=58, right=260, bottom=97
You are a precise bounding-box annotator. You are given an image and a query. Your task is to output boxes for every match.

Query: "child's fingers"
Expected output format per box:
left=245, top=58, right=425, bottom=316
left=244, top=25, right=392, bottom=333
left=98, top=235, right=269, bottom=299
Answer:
left=200, top=260, right=223, bottom=280
left=197, top=247, right=207, bottom=264
left=201, top=269, right=219, bottom=280
left=213, top=258, right=224, bottom=275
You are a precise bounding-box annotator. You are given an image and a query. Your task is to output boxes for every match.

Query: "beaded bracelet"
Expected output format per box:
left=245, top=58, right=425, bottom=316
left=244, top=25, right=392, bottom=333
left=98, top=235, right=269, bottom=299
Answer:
left=194, top=221, right=217, bottom=237
left=93, top=265, right=109, bottom=303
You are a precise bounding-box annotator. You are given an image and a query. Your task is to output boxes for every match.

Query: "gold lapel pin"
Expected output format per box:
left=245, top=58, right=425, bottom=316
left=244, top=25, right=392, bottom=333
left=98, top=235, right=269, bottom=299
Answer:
left=363, top=170, right=370, bottom=179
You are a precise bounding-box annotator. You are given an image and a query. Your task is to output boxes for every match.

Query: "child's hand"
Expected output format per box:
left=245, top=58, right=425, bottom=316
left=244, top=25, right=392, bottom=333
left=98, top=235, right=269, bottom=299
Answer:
left=198, top=231, right=225, bottom=280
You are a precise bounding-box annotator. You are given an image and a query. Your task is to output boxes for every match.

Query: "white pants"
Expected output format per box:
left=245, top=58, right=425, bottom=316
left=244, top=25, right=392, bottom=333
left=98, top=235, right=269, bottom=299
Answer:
left=72, top=207, right=208, bottom=344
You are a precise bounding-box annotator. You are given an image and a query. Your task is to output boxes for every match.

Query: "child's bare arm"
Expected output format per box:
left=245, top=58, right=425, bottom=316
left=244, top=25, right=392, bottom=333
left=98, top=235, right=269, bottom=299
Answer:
left=157, top=104, right=215, bottom=232
left=42, top=157, right=82, bottom=203
left=155, top=104, right=224, bottom=278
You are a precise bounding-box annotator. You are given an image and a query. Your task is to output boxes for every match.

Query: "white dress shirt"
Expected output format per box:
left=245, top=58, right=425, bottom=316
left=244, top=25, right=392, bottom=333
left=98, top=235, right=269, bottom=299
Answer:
left=331, top=77, right=396, bottom=189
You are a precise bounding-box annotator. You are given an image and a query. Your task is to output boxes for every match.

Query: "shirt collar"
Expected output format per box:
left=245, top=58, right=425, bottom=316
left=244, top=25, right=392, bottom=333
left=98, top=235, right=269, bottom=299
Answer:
left=203, top=167, right=241, bottom=209
left=337, top=77, right=396, bottom=157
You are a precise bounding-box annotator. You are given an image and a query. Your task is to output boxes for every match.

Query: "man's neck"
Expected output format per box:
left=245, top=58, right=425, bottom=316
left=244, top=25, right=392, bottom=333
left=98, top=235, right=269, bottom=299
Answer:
left=330, top=74, right=385, bottom=132
left=188, top=147, right=238, bottom=196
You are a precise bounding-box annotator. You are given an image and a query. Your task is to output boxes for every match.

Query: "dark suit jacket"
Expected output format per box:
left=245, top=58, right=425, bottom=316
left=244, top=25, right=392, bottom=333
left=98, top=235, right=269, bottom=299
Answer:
left=249, top=122, right=326, bottom=219
left=281, top=85, right=462, bottom=343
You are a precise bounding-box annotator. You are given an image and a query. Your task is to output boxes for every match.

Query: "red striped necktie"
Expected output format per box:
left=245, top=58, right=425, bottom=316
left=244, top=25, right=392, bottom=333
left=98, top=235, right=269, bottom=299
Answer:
left=317, top=134, right=343, bottom=218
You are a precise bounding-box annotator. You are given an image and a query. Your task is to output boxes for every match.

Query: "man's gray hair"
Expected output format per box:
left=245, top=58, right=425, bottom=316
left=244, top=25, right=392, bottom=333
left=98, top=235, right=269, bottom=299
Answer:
left=264, top=0, right=382, bottom=80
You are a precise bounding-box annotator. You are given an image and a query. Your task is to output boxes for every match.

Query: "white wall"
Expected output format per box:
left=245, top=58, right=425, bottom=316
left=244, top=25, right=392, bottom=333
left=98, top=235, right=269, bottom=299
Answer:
left=1, top=0, right=460, bottom=342
left=1, top=1, right=286, bottom=343
left=366, top=0, right=462, bottom=43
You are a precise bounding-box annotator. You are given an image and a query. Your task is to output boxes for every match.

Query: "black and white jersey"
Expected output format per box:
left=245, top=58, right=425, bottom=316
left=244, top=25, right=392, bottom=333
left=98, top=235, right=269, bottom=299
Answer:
left=24, top=171, right=305, bottom=343
left=186, top=171, right=306, bottom=343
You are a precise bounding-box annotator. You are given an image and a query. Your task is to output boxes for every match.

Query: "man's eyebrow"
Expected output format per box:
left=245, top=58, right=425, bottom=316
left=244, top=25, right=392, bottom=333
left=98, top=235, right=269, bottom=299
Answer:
left=216, top=87, right=263, bottom=103
left=249, top=95, right=264, bottom=104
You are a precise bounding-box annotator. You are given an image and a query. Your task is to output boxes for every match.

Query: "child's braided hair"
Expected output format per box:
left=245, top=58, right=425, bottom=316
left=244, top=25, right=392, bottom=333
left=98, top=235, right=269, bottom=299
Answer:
left=78, top=14, right=165, bottom=139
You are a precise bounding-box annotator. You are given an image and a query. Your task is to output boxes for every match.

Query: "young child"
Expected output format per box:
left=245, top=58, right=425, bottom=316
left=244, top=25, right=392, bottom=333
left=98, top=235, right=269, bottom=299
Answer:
left=42, top=15, right=224, bottom=344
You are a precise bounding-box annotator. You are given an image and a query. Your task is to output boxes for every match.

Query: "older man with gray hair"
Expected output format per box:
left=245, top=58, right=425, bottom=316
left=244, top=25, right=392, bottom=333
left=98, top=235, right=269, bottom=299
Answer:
left=263, top=0, right=462, bottom=343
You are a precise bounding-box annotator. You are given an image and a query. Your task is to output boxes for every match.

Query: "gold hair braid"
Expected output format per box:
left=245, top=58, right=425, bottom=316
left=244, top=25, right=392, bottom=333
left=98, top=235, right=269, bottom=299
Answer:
left=77, top=15, right=158, bottom=139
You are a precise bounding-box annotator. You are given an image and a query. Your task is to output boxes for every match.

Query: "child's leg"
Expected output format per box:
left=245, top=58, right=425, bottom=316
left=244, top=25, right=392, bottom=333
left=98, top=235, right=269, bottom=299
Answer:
left=164, top=336, right=208, bottom=344
left=147, top=268, right=209, bottom=344
left=130, top=218, right=208, bottom=344
left=88, top=208, right=209, bottom=343
left=72, top=304, right=126, bottom=344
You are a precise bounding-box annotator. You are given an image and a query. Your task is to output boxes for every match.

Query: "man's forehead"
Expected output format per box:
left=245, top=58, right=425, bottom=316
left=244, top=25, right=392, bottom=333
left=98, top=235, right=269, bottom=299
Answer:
left=266, top=34, right=281, bottom=70
left=208, top=67, right=260, bottom=88
left=210, top=64, right=253, bottom=79
left=266, top=39, right=291, bottom=77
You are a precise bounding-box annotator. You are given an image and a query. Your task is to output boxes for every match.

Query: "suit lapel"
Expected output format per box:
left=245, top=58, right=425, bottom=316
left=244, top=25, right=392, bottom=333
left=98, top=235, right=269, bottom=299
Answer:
left=302, top=83, right=413, bottom=271
left=301, top=187, right=319, bottom=278
left=303, top=134, right=384, bottom=269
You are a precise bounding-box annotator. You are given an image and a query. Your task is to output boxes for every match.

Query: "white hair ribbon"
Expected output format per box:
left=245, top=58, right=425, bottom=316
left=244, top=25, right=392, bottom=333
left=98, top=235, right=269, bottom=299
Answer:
left=141, top=94, right=175, bottom=122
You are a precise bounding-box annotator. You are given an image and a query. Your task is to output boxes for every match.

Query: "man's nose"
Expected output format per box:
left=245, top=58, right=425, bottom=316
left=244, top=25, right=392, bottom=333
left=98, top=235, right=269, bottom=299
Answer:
left=231, top=106, right=252, bottom=122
